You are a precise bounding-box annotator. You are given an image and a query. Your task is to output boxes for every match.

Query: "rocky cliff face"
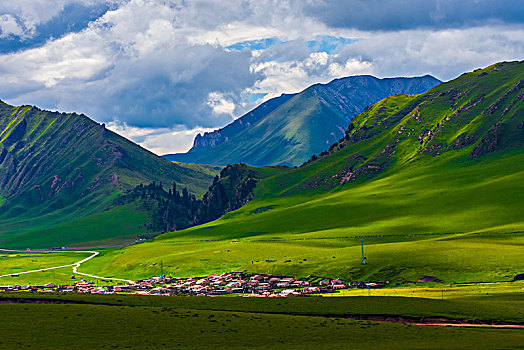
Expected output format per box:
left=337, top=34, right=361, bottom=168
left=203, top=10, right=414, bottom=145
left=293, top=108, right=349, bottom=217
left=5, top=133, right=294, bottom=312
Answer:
left=314, top=75, right=441, bottom=117
left=190, top=93, right=295, bottom=150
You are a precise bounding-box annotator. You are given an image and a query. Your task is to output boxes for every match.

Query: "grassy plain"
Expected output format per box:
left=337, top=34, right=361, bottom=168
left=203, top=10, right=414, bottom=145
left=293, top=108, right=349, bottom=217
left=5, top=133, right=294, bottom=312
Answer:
left=0, top=293, right=522, bottom=349
left=0, top=253, right=81, bottom=273
left=331, top=282, right=524, bottom=300
left=1, top=291, right=523, bottom=322
left=0, top=252, right=93, bottom=286
left=0, top=266, right=80, bottom=286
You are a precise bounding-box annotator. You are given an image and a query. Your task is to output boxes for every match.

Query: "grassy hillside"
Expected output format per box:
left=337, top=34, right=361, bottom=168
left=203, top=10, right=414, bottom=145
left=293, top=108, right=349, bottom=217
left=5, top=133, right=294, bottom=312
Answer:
left=171, top=162, right=223, bottom=177
left=0, top=103, right=216, bottom=248
left=81, top=61, right=524, bottom=282
left=167, top=75, right=440, bottom=166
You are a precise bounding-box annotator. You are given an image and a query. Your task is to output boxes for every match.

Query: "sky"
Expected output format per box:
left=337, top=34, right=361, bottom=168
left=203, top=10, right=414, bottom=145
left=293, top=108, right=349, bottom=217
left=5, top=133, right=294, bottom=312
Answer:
left=0, top=0, right=523, bottom=155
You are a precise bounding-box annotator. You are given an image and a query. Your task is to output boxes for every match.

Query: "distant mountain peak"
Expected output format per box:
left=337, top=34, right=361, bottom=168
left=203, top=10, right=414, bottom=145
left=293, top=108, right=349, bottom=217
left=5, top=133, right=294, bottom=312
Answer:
left=165, top=74, right=441, bottom=167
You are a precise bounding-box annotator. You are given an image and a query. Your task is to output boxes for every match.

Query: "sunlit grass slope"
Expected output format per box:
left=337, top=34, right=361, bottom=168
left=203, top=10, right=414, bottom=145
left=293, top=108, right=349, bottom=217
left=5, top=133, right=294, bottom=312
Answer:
left=81, top=61, right=524, bottom=282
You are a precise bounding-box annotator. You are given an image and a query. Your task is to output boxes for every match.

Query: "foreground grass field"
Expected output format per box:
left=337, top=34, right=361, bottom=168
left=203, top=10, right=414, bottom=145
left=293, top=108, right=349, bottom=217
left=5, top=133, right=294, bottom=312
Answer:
left=331, top=282, right=524, bottom=300
left=0, top=293, right=522, bottom=349
left=2, top=303, right=522, bottom=349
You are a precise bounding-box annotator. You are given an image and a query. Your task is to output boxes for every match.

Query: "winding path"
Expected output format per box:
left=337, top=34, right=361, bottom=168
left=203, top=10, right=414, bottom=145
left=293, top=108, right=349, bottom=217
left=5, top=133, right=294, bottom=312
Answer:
left=0, top=250, right=134, bottom=284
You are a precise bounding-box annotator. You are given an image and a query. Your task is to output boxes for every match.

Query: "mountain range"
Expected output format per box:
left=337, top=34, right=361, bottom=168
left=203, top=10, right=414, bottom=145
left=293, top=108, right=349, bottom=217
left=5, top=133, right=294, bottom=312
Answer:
left=1, top=61, right=522, bottom=254
left=165, top=74, right=441, bottom=166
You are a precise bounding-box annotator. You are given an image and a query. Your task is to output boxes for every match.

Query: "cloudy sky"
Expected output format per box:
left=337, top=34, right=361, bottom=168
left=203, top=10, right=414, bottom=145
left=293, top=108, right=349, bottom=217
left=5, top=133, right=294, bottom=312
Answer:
left=1, top=0, right=523, bottom=155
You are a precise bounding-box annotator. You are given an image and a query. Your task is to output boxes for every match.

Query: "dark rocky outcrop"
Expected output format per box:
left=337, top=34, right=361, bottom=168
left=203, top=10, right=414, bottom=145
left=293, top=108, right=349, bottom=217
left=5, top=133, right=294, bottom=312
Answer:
left=471, top=123, right=504, bottom=159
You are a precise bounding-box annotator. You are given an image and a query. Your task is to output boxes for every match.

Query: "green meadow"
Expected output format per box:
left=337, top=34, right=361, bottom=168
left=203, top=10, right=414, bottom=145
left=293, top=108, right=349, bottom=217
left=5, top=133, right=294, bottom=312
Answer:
left=2, top=288, right=524, bottom=322
left=1, top=303, right=521, bottom=349
left=332, top=282, right=524, bottom=299
left=0, top=293, right=522, bottom=349
left=0, top=253, right=81, bottom=274
left=0, top=266, right=81, bottom=286
left=0, top=252, right=93, bottom=286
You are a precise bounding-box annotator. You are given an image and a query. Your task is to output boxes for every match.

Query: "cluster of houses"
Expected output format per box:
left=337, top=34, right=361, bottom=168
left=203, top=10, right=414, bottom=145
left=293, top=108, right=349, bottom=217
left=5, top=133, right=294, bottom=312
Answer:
left=0, top=273, right=388, bottom=297
left=0, top=280, right=104, bottom=294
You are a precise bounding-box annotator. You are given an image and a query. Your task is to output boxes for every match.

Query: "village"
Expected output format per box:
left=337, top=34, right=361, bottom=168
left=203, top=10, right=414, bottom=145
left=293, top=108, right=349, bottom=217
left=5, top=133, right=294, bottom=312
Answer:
left=0, top=272, right=389, bottom=297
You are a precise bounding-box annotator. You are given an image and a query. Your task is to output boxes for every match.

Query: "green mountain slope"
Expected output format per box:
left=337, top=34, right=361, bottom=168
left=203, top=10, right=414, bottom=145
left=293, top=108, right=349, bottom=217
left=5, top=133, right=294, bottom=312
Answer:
left=83, top=61, right=524, bottom=283
left=0, top=102, right=216, bottom=247
left=165, top=75, right=441, bottom=167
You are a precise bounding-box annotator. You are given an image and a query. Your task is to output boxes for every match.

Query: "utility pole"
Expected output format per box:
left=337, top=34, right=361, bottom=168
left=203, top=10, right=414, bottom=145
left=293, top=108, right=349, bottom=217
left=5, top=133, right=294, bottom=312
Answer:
left=361, top=238, right=366, bottom=264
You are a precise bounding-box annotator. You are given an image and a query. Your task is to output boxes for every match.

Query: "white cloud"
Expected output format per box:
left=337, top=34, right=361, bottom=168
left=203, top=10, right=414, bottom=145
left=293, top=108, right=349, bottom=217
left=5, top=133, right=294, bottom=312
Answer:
left=0, top=14, right=25, bottom=38
left=335, top=26, right=524, bottom=80
left=207, top=92, right=236, bottom=116
left=106, top=121, right=216, bottom=155
left=0, top=0, right=115, bottom=38
left=0, top=32, right=110, bottom=87
left=249, top=52, right=375, bottom=98
left=0, top=0, right=66, bottom=37
left=328, top=58, right=373, bottom=77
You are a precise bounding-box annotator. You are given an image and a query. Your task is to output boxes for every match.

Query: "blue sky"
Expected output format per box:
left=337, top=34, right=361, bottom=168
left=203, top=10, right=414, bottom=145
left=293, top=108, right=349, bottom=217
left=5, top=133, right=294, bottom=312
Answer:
left=0, top=0, right=523, bottom=154
left=226, top=36, right=358, bottom=56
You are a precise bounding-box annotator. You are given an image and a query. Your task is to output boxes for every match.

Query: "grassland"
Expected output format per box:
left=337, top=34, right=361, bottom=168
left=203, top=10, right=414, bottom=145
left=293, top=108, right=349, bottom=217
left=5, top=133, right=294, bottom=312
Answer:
left=2, top=303, right=521, bottom=349
left=0, top=252, right=81, bottom=274
left=0, top=266, right=83, bottom=286
left=171, top=161, right=223, bottom=176
left=331, top=282, right=524, bottom=300
left=1, top=287, right=523, bottom=322
left=0, top=252, right=95, bottom=286
left=0, top=293, right=522, bottom=349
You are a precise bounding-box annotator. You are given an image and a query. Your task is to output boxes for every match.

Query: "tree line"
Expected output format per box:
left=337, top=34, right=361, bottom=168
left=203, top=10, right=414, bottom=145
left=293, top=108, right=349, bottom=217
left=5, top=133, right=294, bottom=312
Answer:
left=116, top=164, right=258, bottom=233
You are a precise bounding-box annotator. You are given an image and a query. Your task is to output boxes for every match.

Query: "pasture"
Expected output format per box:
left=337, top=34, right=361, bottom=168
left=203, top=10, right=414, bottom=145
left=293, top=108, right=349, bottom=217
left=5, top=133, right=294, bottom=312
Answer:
left=0, top=293, right=522, bottom=349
